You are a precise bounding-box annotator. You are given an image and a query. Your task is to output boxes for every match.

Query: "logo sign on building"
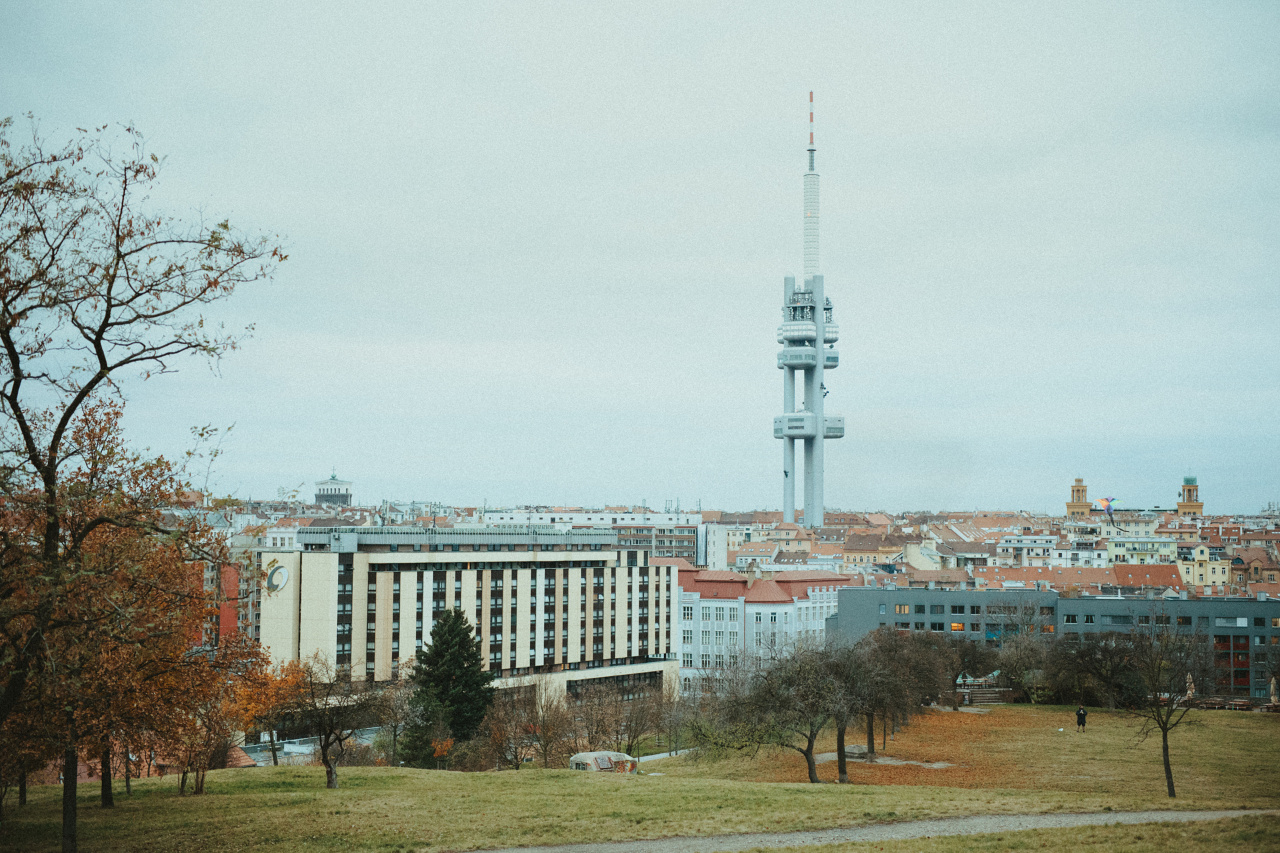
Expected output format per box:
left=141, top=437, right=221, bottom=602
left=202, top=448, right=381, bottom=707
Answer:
left=266, top=565, right=290, bottom=592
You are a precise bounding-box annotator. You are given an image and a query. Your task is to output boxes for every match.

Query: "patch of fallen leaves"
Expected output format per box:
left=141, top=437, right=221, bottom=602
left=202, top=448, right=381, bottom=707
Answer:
left=752, top=707, right=1047, bottom=787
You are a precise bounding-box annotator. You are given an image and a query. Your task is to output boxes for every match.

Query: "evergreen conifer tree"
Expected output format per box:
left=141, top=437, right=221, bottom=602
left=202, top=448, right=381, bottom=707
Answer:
left=405, top=610, right=495, bottom=748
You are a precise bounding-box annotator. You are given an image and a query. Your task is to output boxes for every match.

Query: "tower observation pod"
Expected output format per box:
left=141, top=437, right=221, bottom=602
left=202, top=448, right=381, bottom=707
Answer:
left=773, top=91, right=844, bottom=528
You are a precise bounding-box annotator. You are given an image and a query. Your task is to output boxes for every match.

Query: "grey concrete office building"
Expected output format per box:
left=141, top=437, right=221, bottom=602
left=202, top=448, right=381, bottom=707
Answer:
left=774, top=92, right=844, bottom=529
left=827, top=587, right=1280, bottom=699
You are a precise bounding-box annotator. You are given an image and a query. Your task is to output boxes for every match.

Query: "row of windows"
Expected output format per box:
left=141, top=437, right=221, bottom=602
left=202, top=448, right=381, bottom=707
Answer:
left=884, top=603, right=1056, bottom=617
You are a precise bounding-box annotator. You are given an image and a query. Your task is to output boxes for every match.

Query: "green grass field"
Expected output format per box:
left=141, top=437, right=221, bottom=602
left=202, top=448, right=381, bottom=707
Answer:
left=4, top=706, right=1278, bottom=852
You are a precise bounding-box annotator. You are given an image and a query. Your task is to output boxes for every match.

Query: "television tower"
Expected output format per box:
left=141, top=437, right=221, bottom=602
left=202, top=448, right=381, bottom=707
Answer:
left=774, top=92, right=844, bottom=528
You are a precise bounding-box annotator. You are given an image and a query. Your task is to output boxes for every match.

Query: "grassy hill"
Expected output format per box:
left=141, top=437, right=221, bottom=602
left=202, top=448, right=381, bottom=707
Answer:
left=5, top=706, right=1278, bottom=852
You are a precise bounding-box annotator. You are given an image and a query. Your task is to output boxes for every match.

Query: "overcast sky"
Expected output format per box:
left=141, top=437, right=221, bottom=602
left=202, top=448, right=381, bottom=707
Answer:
left=3, top=2, right=1277, bottom=514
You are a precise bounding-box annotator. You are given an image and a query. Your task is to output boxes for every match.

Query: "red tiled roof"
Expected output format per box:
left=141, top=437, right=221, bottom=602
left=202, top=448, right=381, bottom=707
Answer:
left=744, top=579, right=792, bottom=603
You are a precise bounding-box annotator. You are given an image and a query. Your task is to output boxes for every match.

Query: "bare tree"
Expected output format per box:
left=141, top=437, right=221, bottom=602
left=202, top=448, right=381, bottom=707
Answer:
left=824, top=643, right=871, bottom=783
left=744, top=645, right=832, bottom=783
left=655, top=681, right=694, bottom=756
left=295, top=656, right=380, bottom=789
left=377, top=676, right=415, bottom=767
left=993, top=600, right=1056, bottom=702
left=616, top=683, right=661, bottom=757
left=573, top=684, right=620, bottom=752
left=931, top=634, right=997, bottom=709
left=1127, top=624, right=1211, bottom=798
left=528, top=681, right=575, bottom=768
left=858, top=628, right=947, bottom=760
left=482, top=685, right=536, bottom=770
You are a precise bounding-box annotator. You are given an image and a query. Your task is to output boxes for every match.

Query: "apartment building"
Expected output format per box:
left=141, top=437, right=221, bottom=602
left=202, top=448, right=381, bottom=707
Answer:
left=1107, top=536, right=1178, bottom=565
left=259, top=525, right=677, bottom=696
left=995, top=535, right=1056, bottom=567
left=674, top=566, right=857, bottom=689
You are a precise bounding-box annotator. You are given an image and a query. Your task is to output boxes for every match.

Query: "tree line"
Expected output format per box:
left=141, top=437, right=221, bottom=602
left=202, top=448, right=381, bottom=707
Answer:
left=681, top=608, right=1254, bottom=798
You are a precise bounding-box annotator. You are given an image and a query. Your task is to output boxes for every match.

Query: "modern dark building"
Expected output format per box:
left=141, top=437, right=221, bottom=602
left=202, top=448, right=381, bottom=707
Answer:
left=828, top=586, right=1280, bottom=699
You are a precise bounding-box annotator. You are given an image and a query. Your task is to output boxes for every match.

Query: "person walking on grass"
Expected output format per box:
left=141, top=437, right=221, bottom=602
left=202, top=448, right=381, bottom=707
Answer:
left=1076, top=704, right=1088, bottom=732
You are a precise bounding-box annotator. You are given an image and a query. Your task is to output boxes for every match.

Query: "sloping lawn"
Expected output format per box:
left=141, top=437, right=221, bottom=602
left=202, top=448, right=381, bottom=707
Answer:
left=5, top=705, right=1277, bottom=852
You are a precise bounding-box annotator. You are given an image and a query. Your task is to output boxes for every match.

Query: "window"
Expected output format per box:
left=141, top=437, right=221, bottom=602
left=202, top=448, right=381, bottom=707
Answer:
left=729, top=607, right=738, bottom=621
left=950, top=622, right=964, bottom=632
left=700, top=653, right=710, bottom=668
left=682, top=629, right=693, bottom=645
left=914, top=622, right=925, bottom=630
left=701, top=630, right=710, bottom=644
left=728, top=630, right=738, bottom=646
left=681, top=605, right=693, bottom=621
left=1084, top=615, right=1095, bottom=624
left=1216, top=617, right=1248, bottom=628
left=895, top=604, right=909, bottom=615
left=970, top=623, right=980, bottom=632
left=915, top=604, right=926, bottom=614
left=930, top=605, right=944, bottom=614
left=682, top=653, right=692, bottom=667
left=951, top=605, right=965, bottom=615
left=755, top=613, right=763, bottom=623
left=715, top=607, right=725, bottom=621
left=879, top=604, right=887, bottom=615
left=1178, top=616, right=1192, bottom=626
left=1138, top=615, right=1150, bottom=625
left=930, top=622, right=944, bottom=632
left=701, top=606, right=711, bottom=621
left=714, top=630, right=724, bottom=646
left=970, top=605, right=981, bottom=614
left=1064, top=615, right=1077, bottom=624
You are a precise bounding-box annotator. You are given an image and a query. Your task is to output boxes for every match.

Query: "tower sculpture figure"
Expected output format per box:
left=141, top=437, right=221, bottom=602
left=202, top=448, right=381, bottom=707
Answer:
left=774, top=92, right=844, bottom=528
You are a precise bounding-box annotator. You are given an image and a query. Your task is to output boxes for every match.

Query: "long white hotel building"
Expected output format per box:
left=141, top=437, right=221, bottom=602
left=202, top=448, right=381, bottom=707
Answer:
left=259, top=525, right=677, bottom=695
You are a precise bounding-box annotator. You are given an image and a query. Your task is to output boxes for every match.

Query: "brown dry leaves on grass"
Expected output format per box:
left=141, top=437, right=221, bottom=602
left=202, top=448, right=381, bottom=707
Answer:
left=667, top=704, right=1280, bottom=805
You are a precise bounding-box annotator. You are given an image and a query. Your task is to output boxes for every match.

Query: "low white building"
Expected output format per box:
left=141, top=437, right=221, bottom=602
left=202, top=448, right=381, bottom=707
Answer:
left=670, top=565, right=859, bottom=691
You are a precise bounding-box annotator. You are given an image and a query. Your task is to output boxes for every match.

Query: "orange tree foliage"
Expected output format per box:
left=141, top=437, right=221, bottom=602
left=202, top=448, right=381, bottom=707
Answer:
left=235, top=660, right=306, bottom=766
left=0, top=117, right=283, bottom=852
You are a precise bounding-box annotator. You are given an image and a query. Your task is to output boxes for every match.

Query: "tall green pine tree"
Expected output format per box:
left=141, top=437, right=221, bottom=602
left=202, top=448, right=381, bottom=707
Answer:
left=405, top=609, right=495, bottom=751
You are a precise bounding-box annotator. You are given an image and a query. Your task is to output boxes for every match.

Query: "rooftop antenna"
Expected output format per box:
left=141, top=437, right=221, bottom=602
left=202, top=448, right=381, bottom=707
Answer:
left=803, top=90, right=819, bottom=280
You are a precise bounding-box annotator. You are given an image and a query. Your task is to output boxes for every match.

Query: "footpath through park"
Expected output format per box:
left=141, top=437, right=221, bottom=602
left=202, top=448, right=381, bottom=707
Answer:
left=470, top=809, right=1275, bottom=853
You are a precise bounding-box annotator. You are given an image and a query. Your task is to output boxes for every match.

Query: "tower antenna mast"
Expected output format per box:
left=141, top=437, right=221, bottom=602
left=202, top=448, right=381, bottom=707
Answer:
left=774, top=90, right=844, bottom=529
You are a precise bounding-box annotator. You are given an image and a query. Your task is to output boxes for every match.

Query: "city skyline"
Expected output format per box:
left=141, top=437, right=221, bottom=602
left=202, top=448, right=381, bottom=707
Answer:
left=3, top=4, right=1277, bottom=513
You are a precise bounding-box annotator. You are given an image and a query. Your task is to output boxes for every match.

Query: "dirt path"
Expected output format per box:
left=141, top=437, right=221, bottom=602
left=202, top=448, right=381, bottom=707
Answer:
left=471, top=809, right=1274, bottom=853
